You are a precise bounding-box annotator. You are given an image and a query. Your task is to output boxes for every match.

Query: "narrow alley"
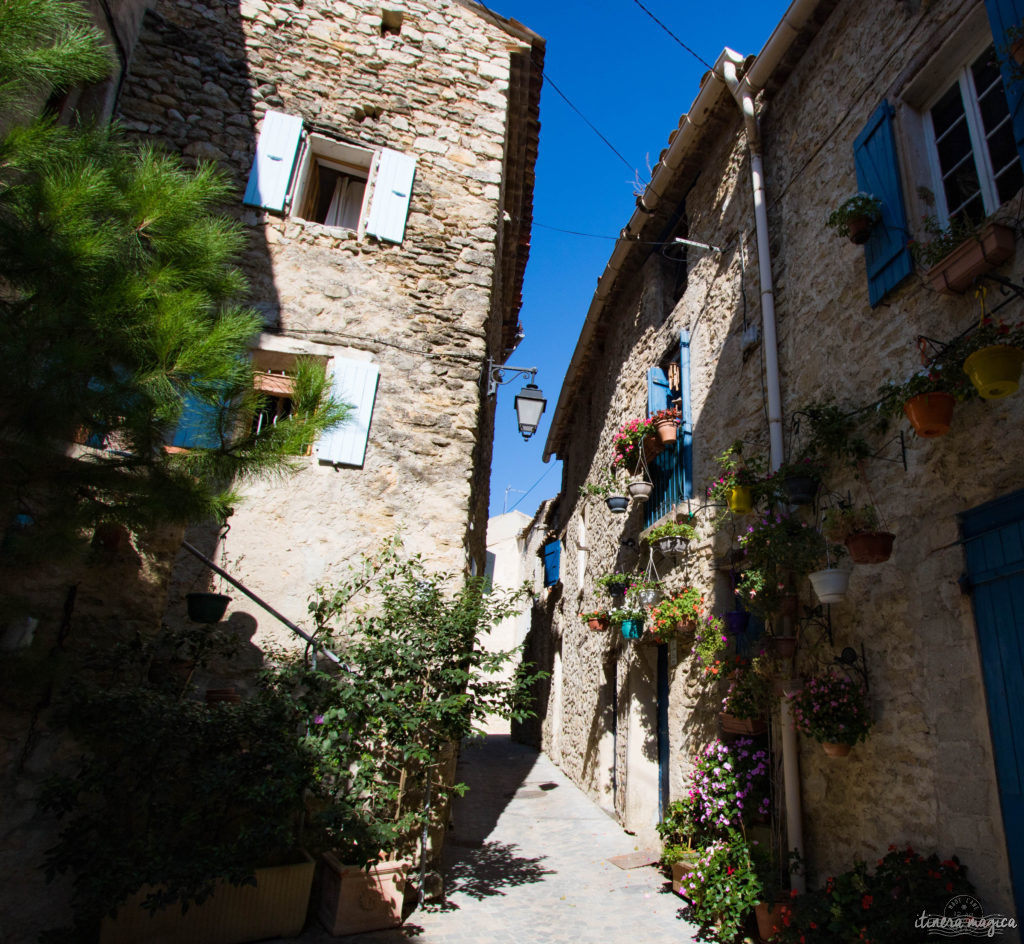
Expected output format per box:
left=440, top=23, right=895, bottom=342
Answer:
left=286, top=736, right=697, bottom=944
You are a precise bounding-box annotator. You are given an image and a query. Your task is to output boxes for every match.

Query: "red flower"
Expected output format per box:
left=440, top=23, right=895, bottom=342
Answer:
left=862, top=894, right=873, bottom=910
left=946, top=882, right=953, bottom=892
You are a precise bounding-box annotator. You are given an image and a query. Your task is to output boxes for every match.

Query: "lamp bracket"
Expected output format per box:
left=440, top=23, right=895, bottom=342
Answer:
left=487, top=358, right=537, bottom=396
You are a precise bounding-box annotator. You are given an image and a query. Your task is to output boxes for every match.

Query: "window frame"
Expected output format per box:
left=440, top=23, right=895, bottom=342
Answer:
left=289, top=135, right=375, bottom=233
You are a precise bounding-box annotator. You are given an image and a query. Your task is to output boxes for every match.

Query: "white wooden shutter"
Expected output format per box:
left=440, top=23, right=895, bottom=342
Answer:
left=364, top=148, right=416, bottom=243
left=315, top=357, right=379, bottom=466
left=243, top=111, right=304, bottom=213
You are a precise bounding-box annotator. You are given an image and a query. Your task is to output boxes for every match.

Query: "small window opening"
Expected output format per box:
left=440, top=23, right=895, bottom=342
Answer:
left=301, top=161, right=367, bottom=228
left=380, top=9, right=403, bottom=36
left=251, top=393, right=293, bottom=436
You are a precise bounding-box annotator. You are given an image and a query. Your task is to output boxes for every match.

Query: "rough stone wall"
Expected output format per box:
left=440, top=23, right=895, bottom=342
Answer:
left=115, top=0, right=538, bottom=644
left=531, top=0, right=1022, bottom=922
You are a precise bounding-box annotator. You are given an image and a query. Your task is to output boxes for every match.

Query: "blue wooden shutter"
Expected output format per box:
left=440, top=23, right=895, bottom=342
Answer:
left=986, top=0, right=1024, bottom=166
left=679, top=329, right=693, bottom=501
left=315, top=356, right=379, bottom=466
left=854, top=101, right=912, bottom=307
left=542, top=539, right=561, bottom=587
left=169, top=391, right=222, bottom=449
left=960, top=490, right=1024, bottom=921
left=643, top=339, right=692, bottom=527
left=646, top=366, right=671, bottom=416
left=364, top=148, right=416, bottom=243
left=243, top=111, right=304, bottom=213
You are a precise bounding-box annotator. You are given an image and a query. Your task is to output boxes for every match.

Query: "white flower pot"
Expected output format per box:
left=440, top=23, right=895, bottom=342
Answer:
left=808, top=567, right=850, bottom=604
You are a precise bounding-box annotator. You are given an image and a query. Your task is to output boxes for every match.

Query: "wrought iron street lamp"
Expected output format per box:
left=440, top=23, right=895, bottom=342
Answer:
left=486, top=358, right=547, bottom=441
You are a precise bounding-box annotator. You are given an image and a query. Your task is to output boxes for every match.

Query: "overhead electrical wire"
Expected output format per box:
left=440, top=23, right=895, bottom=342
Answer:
left=628, top=0, right=715, bottom=71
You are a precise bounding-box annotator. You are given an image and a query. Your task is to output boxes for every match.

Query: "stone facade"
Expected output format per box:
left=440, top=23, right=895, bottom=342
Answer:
left=112, top=0, right=543, bottom=642
left=525, top=0, right=1024, bottom=931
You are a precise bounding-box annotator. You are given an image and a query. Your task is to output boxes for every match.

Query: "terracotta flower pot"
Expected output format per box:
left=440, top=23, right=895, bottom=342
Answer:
left=719, top=711, right=767, bottom=735
left=963, top=345, right=1024, bottom=400
left=822, top=741, right=852, bottom=758
left=755, top=900, right=787, bottom=940
left=924, top=221, right=1015, bottom=294
left=206, top=686, right=242, bottom=705
left=318, top=854, right=408, bottom=935
left=766, top=635, right=797, bottom=659
left=586, top=617, right=610, bottom=631
left=903, top=391, right=955, bottom=437
left=845, top=531, right=894, bottom=564
left=727, top=485, right=753, bottom=514
left=846, top=214, right=875, bottom=245
left=653, top=416, right=678, bottom=445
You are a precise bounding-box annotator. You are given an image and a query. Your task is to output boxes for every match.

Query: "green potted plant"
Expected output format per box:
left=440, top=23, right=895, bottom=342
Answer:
left=735, top=513, right=825, bottom=618
left=646, top=517, right=698, bottom=555
left=949, top=317, right=1024, bottom=400
left=579, top=470, right=630, bottom=512
left=720, top=660, right=774, bottom=734
left=609, top=603, right=646, bottom=640
left=822, top=504, right=894, bottom=564
left=707, top=442, right=767, bottom=515
left=580, top=609, right=610, bottom=631
left=656, top=798, right=700, bottom=893
left=912, top=212, right=1015, bottom=294
left=794, top=399, right=871, bottom=471
left=625, top=575, right=663, bottom=608
left=649, top=406, right=681, bottom=445
left=692, top=613, right=728, bottom=675
left=596, top=571, right=633, bottom=597
left=826, top=192, right=882, bottom=244
left=877, top=359, right=976, bottom=438
left=612, top=416, right=657, bottom=473
left=648, top=587, right=703, bottom=641
left=788, top=669, right=873, bottom=757
left=766, top=456, right=824, bottom=506
left=678, top=834, right=763, bottom=936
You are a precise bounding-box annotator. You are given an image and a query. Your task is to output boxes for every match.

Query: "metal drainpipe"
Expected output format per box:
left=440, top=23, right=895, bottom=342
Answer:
left=722, top=59, right=805, bottom=893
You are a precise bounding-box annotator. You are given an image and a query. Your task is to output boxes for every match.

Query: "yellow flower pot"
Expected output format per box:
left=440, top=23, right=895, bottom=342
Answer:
left=963, top=345, right=1024, bottom=399
left=727, top=485, right=753, bottom=514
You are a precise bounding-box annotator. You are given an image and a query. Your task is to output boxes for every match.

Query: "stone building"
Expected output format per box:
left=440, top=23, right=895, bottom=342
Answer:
left=110, top=0, right=544, bottom=638
left=524, top=0, right=1024, bottom=929
left=0, top=2, right=542, bottom=939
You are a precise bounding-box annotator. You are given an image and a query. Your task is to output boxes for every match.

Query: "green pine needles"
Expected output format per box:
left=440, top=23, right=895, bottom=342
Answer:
left=0, top=0, right=349, bottom=552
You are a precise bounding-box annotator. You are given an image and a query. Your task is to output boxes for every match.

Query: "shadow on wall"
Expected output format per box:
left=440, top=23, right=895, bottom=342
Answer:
left=512, top=597, right=557, bottom=748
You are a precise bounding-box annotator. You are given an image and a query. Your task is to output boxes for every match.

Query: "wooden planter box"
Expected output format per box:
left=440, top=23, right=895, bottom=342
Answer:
left=317, top=854, right=408, bottom=936
left=100, top=851, right=315, bottom=944
left=924, top=221, right=1015, bottom=294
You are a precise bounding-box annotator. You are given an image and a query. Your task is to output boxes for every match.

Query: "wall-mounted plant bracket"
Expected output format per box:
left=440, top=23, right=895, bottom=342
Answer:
left=834, top=642, right=869, bottom=691
left=862, top=429, right=907, bottom=472
left=977, top=273, right=1024, bottom=316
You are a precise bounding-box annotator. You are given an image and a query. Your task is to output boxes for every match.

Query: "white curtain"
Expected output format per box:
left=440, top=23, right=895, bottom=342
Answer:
left=324, top=174, right=366, bottom=229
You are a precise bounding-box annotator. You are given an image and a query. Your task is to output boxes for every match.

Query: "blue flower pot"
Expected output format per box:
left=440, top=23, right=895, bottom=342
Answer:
left=606, top=495, right=629, bottom=514
left=620, top=618, right=644, bottom=640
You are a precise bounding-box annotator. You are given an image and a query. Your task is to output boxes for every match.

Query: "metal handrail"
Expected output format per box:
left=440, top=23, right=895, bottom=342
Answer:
left=181, top=540, right=342, bottom=665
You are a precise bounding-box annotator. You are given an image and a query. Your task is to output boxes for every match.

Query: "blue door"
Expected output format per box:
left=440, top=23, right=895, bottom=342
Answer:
left=961, top=491, right=1024, bottom=921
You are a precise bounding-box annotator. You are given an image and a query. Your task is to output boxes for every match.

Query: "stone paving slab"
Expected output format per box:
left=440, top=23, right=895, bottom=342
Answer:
left=277, top=735, right=698, bottom=944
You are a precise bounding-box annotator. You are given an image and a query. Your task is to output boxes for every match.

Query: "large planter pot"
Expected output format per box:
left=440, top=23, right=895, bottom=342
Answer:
left=186, top=592, right=231, bottom=624
left=605, top=495, right=629, bottom=514
left=727, top=486, right=753, bottom=514
left=782, top=474, right=819, bottom=506
left=924, top=221, right=1016, bottom=294
left=755, top=900, right=787, bottom=941
left=963, top=345, right=1024, bottom=400
left=318, top=853, right=408, bottom=936
left=627, top=480, right=653, bottom=502
left=620, top=618, right=644, bottom=640
left=808, top=567, right=851, bottom=604
left=100, top=851, right=315, bottom=944
left=719, top=711, right=767, bottom=736
left=845, top=531, right=894, bottom=564
left=586, top=617, right=610, bottom=632
left=822, top=741, right=853, bottom=758
left=903, top=392, right=955, bottom=437
left=671, top=857, right=699, bottom=897
left=653, top=416, right=678, bottom=445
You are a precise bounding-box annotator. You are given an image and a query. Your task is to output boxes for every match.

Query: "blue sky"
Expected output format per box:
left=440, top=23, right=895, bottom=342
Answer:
left=486, top=0, right=792, bottom=519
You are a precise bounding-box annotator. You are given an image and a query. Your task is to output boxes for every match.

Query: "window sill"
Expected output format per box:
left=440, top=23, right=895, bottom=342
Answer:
left=923, top=221, right=1016, bottom=295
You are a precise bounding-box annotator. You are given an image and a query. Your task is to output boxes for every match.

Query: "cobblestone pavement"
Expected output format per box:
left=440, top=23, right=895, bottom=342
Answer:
left=284, top=734, right=698, bottom=944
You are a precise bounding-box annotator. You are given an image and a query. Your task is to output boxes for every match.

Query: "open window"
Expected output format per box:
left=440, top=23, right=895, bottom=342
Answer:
left=242, top=110, right=416, bottom=243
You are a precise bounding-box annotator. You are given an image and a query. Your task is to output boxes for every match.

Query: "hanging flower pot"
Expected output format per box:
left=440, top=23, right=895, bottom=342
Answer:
left=653, top=535, right=687, bottom=556
left=808, top=567, right=851, bottom=604
left=627, top=480, right=653, bottom=502
left=186, top=591, right=231, bottom=624
left=821, top=742, right=852, bottom=758
left=605, top=494, right=629, bottom=514
left=727, top=486, right=753, bottom=514
left=718, top=711, right=767, bottom=735
left=724, top=610, right=750, bottom=636
left=924, top=221, right=1015, bottom=294
left=903, top=391, right=956, bottom=437
left=782, top=474, right=819, bottom=506
left=846, top=214, right=875, bottom=244
left=620, top=618, right=644, bottom=640
left=963, top=345, right=1024, bottom=399
left=844, top=531, right=894, bottom=564
left=637, top=587, right=662, bottom=607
